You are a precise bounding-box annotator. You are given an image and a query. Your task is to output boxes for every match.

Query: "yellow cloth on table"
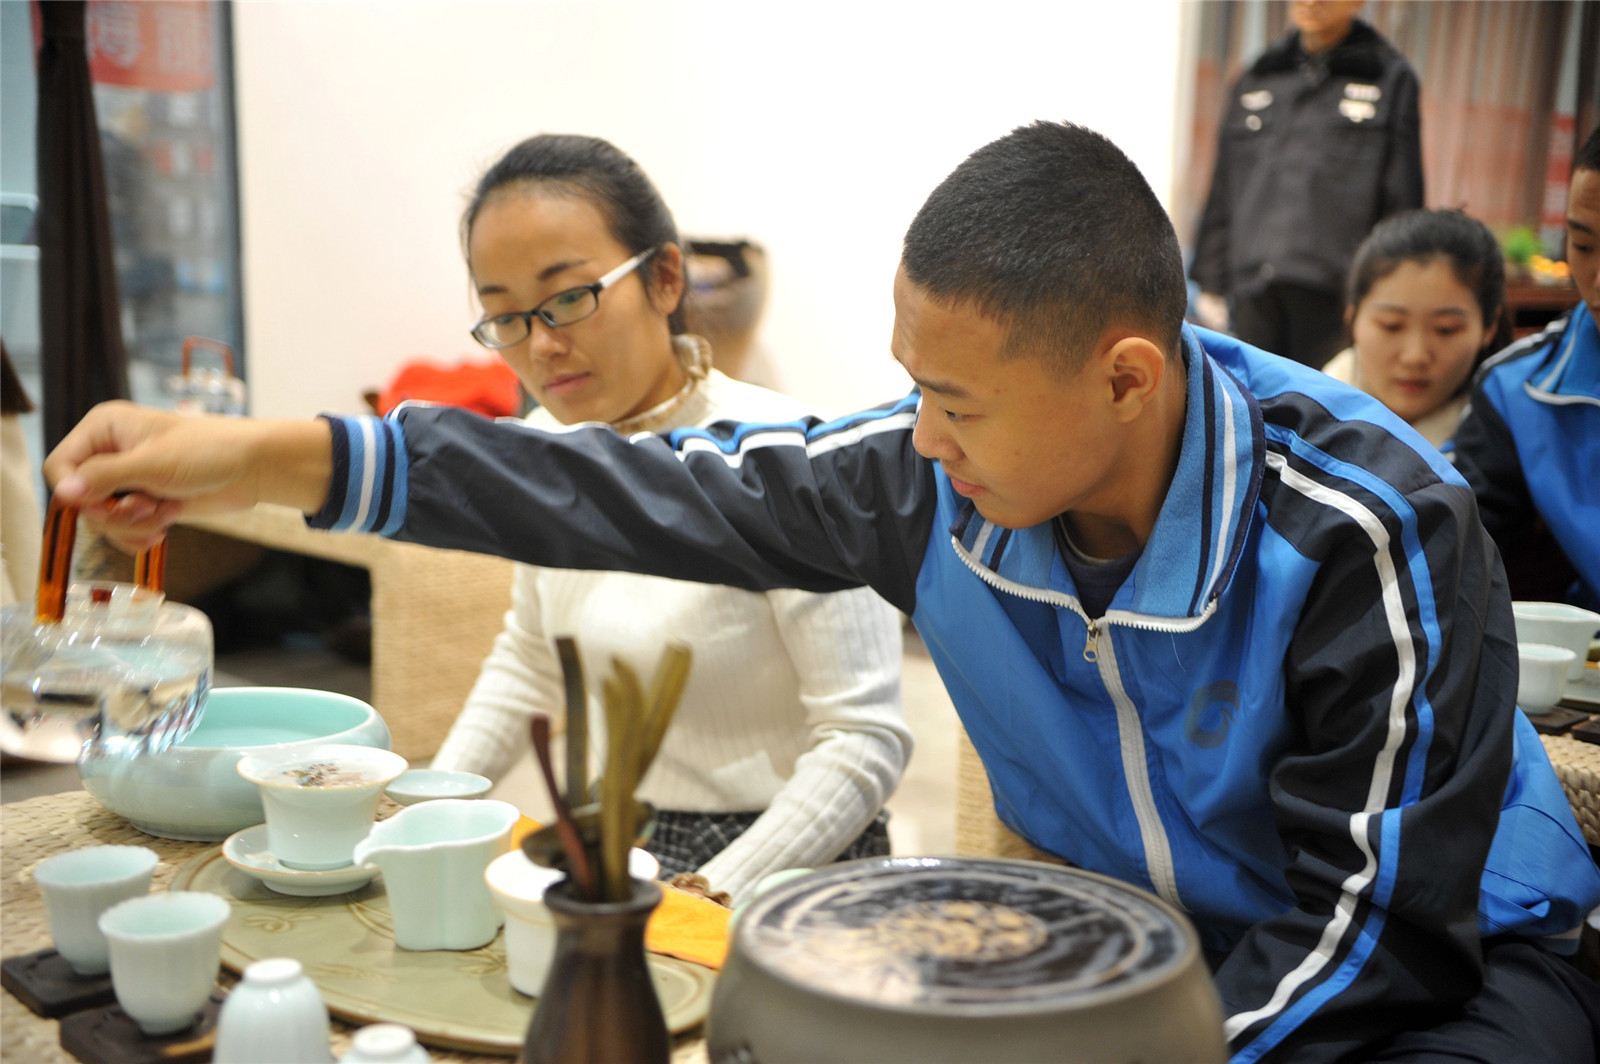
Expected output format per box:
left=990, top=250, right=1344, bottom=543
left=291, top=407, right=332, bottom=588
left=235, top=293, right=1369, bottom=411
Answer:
left=511, top=815, right=542, bottom=849
left=646, top=885, right=731, bottom=971
left=508, top=816, right=731, bottom=971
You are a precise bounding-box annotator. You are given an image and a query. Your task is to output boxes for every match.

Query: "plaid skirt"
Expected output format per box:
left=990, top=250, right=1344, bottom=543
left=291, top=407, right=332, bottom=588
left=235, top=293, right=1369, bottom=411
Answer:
left=647, top=809, right=892, bottom=879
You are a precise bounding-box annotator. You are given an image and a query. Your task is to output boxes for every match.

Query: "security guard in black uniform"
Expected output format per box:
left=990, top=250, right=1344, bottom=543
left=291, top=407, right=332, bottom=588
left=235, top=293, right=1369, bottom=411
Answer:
left=1191, top=0, right=1423, bottom=369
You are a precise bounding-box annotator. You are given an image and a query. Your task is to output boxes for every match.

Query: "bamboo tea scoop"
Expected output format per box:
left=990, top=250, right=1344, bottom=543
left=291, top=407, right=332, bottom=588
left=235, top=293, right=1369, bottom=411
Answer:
left=530, top=714, right=595, bottom=899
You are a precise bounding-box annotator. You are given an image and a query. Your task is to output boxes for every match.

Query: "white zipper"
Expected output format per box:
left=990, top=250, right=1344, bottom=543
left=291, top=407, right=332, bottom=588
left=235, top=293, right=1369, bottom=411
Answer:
left=1090, top=622, right=1185, bottom=910
left=952, top=533, right=1190, bottom=910
left=950, top=534, right=1218, bottom=633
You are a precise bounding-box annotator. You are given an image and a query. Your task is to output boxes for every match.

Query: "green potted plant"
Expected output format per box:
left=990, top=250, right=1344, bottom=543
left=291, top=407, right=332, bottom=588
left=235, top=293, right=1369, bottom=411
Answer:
left=1501, top=225, right=1541, bottom=283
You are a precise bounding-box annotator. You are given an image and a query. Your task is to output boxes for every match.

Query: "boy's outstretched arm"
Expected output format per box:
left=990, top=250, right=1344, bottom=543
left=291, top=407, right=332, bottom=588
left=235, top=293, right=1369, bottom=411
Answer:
left=44, top=402, right=333, bottom=550
left=45, top=397, right=934, bottom=613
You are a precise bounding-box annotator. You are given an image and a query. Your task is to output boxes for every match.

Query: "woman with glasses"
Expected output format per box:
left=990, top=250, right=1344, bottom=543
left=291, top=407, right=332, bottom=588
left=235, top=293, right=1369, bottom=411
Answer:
left=429, top=134, right=911, bottom=904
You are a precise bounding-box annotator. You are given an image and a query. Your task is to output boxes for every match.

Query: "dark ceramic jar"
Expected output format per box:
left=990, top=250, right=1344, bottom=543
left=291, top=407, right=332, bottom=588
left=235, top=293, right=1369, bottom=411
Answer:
left=519, top=877, right=668, bottom=1064
left=707, top=857, right=1225, bottom=1064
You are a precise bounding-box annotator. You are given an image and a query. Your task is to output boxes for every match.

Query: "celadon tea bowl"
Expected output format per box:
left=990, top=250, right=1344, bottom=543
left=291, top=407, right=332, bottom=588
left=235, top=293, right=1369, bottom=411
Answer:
left=78, top=687, right=391, bottom=841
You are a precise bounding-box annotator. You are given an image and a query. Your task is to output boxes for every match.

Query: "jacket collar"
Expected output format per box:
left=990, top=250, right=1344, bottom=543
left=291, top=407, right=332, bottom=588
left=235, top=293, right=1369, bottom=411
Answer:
left=1524, top=303, right=1600, bottom=407
left=1251, top=18, right=1387, bottom=80
left=950, top=325, right=1265, bottom=627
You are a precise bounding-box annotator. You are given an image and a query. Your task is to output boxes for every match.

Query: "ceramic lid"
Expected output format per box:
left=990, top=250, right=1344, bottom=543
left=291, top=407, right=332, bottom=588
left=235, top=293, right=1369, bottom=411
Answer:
left=735, top=857, right=1195, bottom=1013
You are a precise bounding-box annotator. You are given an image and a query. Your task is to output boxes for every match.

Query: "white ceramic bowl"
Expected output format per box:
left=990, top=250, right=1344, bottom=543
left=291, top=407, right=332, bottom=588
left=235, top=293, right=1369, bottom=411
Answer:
left=1513, top=602, right=1600, bottom=681
left=485, top=846, right=660, bottom=997
left=385, top=769, right=492, bottom=806
left=79, top=687, right=391, bottom=841
left=1518, top=642, right=1577, bottom=716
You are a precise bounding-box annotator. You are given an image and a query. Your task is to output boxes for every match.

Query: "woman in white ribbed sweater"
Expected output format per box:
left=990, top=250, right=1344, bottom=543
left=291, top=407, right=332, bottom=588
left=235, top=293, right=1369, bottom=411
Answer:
left=428, top=134, right=910, bottom=904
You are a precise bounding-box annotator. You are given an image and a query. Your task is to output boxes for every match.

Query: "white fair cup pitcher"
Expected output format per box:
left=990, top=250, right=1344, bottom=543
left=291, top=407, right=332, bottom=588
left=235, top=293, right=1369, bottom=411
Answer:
left=352, top=799, right=520, bottom=951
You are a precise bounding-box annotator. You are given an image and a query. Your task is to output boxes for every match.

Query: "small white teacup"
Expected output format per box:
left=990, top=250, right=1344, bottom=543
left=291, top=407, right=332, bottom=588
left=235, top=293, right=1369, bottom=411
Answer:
left=98, top=891, right=231, bottom=1035
left=237, top=744, right=409, bottom=870
left=485, top=846, right=660, bottom=996
left=1518, top=642, right=1577, bottom=716
left=1513, top=602, right=1600, bottom=681
left=33, top=845, right=159, bottom=975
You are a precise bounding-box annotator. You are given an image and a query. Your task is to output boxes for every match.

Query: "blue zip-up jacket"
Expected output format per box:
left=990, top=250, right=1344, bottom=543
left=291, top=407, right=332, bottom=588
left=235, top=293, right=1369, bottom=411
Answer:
left=1453, top=302, right=1600, bottom=610
left=314, top=325, right=1600, bottom=1063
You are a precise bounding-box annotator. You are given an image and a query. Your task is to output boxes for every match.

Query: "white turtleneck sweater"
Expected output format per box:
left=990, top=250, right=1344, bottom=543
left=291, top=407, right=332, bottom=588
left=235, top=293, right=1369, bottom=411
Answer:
left=431, top=344, right=910, bottom=902
left=1321, top=347, right=1467, bottom=449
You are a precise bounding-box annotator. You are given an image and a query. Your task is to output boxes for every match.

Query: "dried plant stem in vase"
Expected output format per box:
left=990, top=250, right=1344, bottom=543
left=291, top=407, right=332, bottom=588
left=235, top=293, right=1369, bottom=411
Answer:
left=519, top=640, right=691, bottom=1064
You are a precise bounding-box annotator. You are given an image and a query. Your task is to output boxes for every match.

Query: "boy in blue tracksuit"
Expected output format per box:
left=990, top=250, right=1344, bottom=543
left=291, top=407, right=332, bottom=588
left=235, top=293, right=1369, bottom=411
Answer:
left=1453, top=124, right=1600, bottom=611
left=50, top=123, right=1600, bottom=1062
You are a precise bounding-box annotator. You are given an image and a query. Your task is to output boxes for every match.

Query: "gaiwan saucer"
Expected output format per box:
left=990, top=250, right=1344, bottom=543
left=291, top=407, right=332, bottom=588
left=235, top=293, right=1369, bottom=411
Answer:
left=385, top=769, right=493, bottom=806
left=222, top=825, right=380, bottom=897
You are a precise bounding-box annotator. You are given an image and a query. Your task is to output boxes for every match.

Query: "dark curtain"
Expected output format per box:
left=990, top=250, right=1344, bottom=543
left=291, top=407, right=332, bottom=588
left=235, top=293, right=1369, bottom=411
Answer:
left=35, top=0, right=128, bottom=455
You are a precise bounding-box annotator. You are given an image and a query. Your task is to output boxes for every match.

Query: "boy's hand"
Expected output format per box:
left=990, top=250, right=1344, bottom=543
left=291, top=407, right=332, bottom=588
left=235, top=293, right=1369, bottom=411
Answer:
left=666, top=872, right=732, bottom=908
left=44, top=401, right=334, bottom=552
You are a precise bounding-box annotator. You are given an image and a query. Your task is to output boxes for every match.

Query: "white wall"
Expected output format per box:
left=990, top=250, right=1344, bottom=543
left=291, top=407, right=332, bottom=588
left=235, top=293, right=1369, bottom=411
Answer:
left=233, top=1, right=1184, bottom=419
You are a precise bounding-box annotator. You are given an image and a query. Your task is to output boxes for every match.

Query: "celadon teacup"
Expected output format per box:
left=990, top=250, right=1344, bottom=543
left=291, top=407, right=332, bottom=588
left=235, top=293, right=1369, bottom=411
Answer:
left=34, top=844, right=159, bottom=975
left=1518, top=642, right=1577, bottom=716
left=98, top=891, right=231, bottom=1036
left=353, top=798, right=521, bottom=951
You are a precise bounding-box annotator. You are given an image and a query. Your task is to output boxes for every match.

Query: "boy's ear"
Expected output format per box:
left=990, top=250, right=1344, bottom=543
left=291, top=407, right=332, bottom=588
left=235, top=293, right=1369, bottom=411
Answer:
left=1103, top=335, right=1167, bottom=420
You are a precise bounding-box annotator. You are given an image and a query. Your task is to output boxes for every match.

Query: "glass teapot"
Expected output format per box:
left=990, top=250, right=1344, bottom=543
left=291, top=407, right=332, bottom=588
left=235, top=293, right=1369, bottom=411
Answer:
left=1, top=501, right=213, bottom=763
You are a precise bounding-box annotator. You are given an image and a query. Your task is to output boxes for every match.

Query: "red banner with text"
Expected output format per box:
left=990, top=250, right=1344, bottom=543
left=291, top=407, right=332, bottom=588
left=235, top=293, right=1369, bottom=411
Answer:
left=33, top=1, right=215, bottom=93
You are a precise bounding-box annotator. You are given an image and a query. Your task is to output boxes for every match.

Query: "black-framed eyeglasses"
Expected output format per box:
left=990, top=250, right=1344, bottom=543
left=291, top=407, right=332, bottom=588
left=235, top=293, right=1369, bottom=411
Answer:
left=470, top=246, right=657, bottom=349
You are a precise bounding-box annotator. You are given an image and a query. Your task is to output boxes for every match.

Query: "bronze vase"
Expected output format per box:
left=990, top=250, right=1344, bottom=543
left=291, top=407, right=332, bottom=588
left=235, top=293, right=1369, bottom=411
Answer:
left=519, top=877, right=669, bottom=1064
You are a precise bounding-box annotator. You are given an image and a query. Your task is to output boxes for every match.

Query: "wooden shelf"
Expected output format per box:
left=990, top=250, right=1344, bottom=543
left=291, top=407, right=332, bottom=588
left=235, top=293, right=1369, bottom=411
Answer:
left=1505, top=281, right=1580, bottom=340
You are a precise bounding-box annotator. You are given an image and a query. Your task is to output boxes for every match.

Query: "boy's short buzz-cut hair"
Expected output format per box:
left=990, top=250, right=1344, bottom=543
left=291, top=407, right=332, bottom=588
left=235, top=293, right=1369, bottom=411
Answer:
left=902, top=121, right=1188, bottom=372
left=1576, top=123, right=1600, bottom=174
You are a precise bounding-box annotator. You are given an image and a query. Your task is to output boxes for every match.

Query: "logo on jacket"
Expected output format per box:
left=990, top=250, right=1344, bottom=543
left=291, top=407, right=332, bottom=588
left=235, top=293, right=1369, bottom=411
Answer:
left=1240, top=90, right=1273, bottom=111
left=1344, top=82, right=1382, bottom=102
left=1185, top=680, right=1238, bottom=748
